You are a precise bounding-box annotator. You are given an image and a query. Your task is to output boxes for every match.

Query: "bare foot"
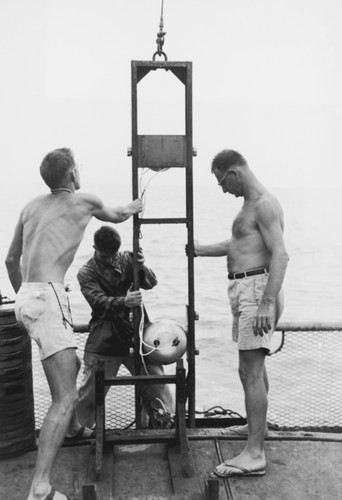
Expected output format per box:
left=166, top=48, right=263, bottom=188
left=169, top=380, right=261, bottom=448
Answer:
left=215, top=449, right=266, bottom=478
left=215, top=462, right=266, bottom=477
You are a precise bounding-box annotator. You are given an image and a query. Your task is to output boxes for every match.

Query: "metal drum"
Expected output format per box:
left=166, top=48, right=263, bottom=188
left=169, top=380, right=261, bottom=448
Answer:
left=0, top=303, right=36, bottom=457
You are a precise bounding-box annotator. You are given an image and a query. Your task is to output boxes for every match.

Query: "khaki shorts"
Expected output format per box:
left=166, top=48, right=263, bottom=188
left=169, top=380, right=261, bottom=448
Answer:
left=228, top=274, right=284, bottom=352
left=15, top=282, right=77, bottom=360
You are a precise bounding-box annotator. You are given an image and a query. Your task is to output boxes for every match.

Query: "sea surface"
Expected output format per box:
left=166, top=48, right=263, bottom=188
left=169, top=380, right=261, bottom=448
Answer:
left=1, top=179, right=341, bottom=417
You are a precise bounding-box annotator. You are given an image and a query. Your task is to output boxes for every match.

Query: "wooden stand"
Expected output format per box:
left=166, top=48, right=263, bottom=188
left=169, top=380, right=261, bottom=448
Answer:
left=94, top=358, right=194, bottom=481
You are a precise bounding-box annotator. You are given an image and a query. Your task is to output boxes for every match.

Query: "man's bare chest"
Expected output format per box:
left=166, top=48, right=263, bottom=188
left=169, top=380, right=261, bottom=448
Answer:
left=232, top=205, right=258, bottom=239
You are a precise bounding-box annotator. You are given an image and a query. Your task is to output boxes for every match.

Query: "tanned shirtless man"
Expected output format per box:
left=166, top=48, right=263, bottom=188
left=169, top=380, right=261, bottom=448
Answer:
left=193, top=149, right=289, bottom=478
left=5, top=148, right=143, bottom=500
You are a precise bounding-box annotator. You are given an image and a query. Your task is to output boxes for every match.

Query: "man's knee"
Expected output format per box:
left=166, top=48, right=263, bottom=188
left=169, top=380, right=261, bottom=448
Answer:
left=238, top=349, right=266, bottom=384
left=59, top=387, right=79, bottom=415
left=145, top=360, right=164, bottom=376
left=238, top=363, right=255, bottom=388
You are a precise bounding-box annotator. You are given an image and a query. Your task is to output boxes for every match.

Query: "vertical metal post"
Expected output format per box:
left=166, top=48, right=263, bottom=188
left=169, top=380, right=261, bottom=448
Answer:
left=184, top=62, right=196, bottom=428
left=95, top=360, right=105, bottom=480
left=131, top=61, right=143, bottom=428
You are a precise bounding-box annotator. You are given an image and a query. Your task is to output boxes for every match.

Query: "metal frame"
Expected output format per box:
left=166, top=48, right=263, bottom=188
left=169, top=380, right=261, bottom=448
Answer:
left=130, top=59, right=196, bottom=428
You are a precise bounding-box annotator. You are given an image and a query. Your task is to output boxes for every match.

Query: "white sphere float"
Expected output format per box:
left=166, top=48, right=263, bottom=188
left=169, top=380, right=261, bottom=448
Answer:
left=142, top=319, right=187, bottom=365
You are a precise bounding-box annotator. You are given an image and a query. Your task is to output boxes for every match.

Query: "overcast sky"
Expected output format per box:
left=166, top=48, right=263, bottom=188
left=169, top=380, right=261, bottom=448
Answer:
left=1, top=0, right=341, bottom=190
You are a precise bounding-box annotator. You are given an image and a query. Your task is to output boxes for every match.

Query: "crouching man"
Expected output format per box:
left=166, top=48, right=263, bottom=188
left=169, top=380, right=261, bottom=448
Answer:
left=72, top=226, right=174, bottom=432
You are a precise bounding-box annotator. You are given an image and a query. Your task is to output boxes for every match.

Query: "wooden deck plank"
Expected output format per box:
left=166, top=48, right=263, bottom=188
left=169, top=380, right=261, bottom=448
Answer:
left=189, top=440, right=231, bottom=500
left=186, top=427, right=342, bottom=442
left=112, top=443, right=173, bottom=497
left=1, top=433, right=342, bottom=499
left=105, top=428, right=176, bottom=445
left=218, top=439, right=342, bottom=500
left=167, top=444, right=203, bottom=500
left=86, top=442, right=114, bottom=499
left=0, top=444, right=90, bottom=500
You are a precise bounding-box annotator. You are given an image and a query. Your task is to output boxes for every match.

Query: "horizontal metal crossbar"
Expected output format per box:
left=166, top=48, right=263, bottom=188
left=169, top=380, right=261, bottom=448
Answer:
left=103, top=374, right=177, bottom=386
left=276, top=321, right=342, bottom=332
left=139, top=218, right=187, bottom=225
left=106, top=428, right=177, bottom=445
left=75, top=322, right=342, bottom=335
left=133, top=60, right=190, bottom=68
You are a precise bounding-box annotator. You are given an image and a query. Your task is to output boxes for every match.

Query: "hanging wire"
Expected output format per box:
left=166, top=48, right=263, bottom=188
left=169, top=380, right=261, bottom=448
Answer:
left=152, top=0, right=167, bottom=60
left=139, top=167, right=169, bottom=218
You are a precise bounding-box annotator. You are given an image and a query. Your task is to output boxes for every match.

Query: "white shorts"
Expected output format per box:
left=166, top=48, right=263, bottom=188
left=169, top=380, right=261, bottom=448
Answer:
left=15, top=282, right=77, bottom=360
left=228, top=274, right=284, bottom=352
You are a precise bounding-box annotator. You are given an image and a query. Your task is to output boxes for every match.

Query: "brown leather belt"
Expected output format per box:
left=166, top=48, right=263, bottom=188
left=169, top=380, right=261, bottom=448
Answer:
left=228, top=268, right=268, bottom=280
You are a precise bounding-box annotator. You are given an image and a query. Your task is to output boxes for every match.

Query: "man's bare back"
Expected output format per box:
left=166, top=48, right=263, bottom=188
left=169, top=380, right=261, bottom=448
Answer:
left=19, top=191, right=100, bottom=283
left=6, top=148, right=143, bottom=297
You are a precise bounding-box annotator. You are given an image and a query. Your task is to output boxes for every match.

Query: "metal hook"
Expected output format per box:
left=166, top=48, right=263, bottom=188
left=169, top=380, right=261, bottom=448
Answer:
left=152, top=0, right=168, bottom=60
left=152, top=50, right=168, bottom=61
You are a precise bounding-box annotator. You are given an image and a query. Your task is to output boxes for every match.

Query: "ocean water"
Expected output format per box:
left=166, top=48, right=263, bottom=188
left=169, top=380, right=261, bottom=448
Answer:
left=1, top=179, right=341, bottom=416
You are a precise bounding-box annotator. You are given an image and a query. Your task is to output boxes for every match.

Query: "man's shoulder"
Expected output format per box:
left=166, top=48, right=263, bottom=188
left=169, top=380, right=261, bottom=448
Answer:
left=20, top=194, right=51, bottom=219
left=72, top=191, right=103, bottom=208
left=78, top=257, right=96, bottom=276
left=23, top=193, right=49, bottom=208
left=113, top=250, right=133, bottom=267
left=254, top=191, right=284, bottom=222
left=256, top=191, right=281, bottom=209
left=23, top=191, right=100, bottom=211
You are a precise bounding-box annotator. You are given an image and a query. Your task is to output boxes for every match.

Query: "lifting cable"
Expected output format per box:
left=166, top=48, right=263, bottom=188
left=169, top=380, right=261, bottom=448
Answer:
left=153, top=0, right=167, bottom=61
left=138, top=0, right=170, bottom=233
left=139, top=167, right=169, bottom=219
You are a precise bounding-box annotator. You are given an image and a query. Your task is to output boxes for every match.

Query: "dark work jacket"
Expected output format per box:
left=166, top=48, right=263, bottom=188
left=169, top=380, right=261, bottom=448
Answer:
left=77, top=251, right=157, bottom=356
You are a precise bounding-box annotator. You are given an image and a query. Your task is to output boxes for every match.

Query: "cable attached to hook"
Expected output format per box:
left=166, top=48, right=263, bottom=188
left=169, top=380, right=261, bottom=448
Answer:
left=152, top=0, right=167, bottom=61
left=139, top=167, right=169, bottom=220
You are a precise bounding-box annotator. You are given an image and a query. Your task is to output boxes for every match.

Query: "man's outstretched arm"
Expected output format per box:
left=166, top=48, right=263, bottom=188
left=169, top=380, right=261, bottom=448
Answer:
left=92, top=196, right=143, bottom=223
left=193, top=238, right=230, bottom=257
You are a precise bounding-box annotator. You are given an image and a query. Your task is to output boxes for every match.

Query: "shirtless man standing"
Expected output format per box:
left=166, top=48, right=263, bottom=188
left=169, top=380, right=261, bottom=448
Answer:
left=194, top=149, right=289, bottom=478
left=5, top=148, right=142, bottom=500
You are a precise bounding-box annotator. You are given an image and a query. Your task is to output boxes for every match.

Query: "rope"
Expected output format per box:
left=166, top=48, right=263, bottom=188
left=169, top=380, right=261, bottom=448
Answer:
left=48, top=282, right=74, bottom=329
left=140, top=338, right=177, bottom=356
left=138, top=303, right=150, bottom=371
left=195, top=405, right=244, bottom=420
